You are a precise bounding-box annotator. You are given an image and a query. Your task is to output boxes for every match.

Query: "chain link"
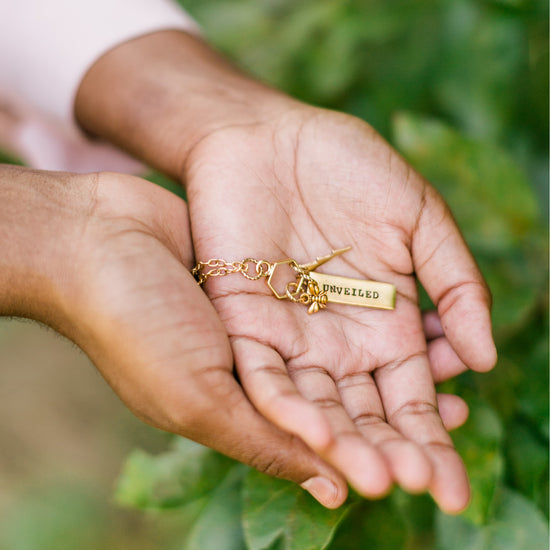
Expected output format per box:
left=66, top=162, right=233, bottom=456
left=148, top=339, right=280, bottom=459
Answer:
left=241, top=259, right=271, bottom=280
left=192, top=248, right=354, bottom=315
left=193, top=258, right=271, bottom=285
left=193, top=256, right=316, bottom=301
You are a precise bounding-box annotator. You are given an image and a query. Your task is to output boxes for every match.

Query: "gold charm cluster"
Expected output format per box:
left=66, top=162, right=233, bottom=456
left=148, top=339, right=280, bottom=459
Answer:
left=192, top=246, right=396, bottom=313
left=192, top=249, right=347, bottom=315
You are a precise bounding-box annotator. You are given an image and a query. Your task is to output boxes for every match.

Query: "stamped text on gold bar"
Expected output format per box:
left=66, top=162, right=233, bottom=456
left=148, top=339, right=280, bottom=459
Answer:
left=309, top=272, right=396, bottom=310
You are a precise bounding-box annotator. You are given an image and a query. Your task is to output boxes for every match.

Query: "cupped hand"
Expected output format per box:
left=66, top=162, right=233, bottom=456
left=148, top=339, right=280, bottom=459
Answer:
left=184, top=107, right=497, bottom=513
left=72, top=29, right=493, bottom=509
left=1, top=163, right=470, bottom=511
left=5, top=167, right=351, bottom=508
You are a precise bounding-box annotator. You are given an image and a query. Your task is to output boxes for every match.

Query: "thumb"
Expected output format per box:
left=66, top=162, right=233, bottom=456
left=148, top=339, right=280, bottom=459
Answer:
left=171, top=372, right=349, bottom=509
left=73, top=236, right=348, bottom=509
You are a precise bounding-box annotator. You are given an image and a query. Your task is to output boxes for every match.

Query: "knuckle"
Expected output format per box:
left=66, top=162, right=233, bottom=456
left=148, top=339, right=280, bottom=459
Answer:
left=311, top=397, right=341, bottom=410
left=425, top=439, right=456, bottom=452
left=247, top=433, right=312, bottom=482
left=438, top=279, right=491, bottom=318
left=239, top=363, right=288, bottom=389
left=388, top=399, right=438, bottom=425
left=249, top=452, right=286, bottom=479
left=352, top=412, right=386, bottom=428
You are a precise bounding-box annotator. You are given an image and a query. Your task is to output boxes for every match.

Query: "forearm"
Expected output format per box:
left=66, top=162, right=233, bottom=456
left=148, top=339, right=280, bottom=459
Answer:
left=0, top=165, right=90, bottom=325
left=75, top=30, right=295, bottom=180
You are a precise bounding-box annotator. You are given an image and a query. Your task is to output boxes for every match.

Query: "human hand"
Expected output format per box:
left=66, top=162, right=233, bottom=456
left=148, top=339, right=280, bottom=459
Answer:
left=181, top=106, right=496, bottom=513
left=74, top=30, right=496, bottom=512
left=0, top=163, right=470, bottom=510
left=0, top=165, right=364, bottom=507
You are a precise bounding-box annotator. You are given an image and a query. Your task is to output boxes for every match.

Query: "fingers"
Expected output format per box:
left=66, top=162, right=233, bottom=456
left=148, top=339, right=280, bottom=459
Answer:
left=422, top=310, right=444, bottom=340
left=233, top=337, right=391, bottom=498
left=375, top=351, right=470, bottom=514
left=129, top=297, right=348, bottom=508
left=171, top=368, right=349, bottom=509
left=335, top=370, right=432, bottom=493
left=233, top=333, right=467, bottom=500
left=413, top=187, right=497, bottom=373
left=229, top=325, right=468, bottom=508
left=154, top=303, right=346, bottom=508
left=232, top=336, right=334, bottom=450
left=437, top=393, right=469, bottom=431
left=423, top=310, right=468, bottom=383
left=76, top=223, right=348, bottom=509
left=428, top=336, right=468, bottom=383
left=291, top=364, right=392, bottom=498
left=230, top=307, right=468, bottom=505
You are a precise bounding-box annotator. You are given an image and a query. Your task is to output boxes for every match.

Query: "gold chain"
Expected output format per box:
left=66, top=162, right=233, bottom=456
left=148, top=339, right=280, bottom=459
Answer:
left=192, top=246, right=397, bottom=313
left=192, top=247, right=357, bottom=315
left=192, top=254, right=327, bottom=314
left=192, top=258, right=271, bottom=285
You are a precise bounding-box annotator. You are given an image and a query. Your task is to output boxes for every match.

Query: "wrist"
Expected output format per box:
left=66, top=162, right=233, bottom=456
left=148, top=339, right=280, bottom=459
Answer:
left=75, top=30, right=296, bottom=180
left=0, top=165, right=95, bottom=329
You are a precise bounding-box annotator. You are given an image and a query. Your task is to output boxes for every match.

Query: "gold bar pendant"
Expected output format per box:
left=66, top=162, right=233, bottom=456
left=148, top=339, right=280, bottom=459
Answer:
left=309, top=272, right=396, bottom=310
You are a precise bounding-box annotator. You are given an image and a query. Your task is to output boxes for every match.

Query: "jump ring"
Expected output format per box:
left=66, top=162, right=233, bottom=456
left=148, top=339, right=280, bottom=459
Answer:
left=241, top=258, right=264, bottom=280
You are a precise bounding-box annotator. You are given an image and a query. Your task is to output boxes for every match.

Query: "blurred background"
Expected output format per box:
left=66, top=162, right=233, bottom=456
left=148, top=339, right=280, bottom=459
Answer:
left=0, top=0, right=547, bottom=548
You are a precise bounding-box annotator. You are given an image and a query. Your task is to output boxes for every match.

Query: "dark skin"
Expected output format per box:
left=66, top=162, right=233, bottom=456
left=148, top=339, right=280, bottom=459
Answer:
left=76, top=30, right=497, bottom=511
left=1, top=164, right=474, bottom=508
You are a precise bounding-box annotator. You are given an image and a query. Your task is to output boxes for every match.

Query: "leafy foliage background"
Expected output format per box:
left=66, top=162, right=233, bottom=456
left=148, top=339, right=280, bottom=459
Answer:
left=0, top=0, right=546, bottom=549
left=117, top=1, right=549, bottom=549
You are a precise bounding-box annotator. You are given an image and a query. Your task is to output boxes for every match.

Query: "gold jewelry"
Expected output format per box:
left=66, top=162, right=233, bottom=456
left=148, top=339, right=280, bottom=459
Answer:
left=192, top=246, right=395, bottom=314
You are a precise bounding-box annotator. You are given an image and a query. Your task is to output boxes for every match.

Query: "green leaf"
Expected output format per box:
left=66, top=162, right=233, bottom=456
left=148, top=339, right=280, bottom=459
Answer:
left=0, top=148, right=23, bottom=165
left=434, top=1, right=526, bottom=142
left=183, top=466, right=248, bottom=550
left=436, top=487, right=549, bottom=550
left=515, top=319, right=550, bottom=438
left=393, top=113, right=538, bottom=246
left=242, top=470, right=350, bottom=550
left=330, top=497, right=409, bottom=550
left=451, top=398, right=505, bottom=525
left=391, top=490, right=438, bottom=547
left=479, top=308, right=549, bottom=438
left=115, top=437, right=236, bottom=509
left=505, top=421, right=549, bottom=515
left=145, top=170, right=186, bottom=200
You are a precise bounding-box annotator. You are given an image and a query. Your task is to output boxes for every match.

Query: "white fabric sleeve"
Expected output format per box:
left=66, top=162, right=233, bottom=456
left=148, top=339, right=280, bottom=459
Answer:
left=0, top=0, right=200, bottom=123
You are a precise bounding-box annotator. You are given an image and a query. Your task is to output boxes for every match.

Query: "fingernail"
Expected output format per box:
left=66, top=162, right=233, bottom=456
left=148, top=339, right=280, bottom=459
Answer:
left=301, top=477, right=339, bottom=508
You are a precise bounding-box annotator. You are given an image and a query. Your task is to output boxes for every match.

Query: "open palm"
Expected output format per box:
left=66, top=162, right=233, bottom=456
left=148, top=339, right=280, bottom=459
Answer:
left=185, top=107, right=496, bottom=513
